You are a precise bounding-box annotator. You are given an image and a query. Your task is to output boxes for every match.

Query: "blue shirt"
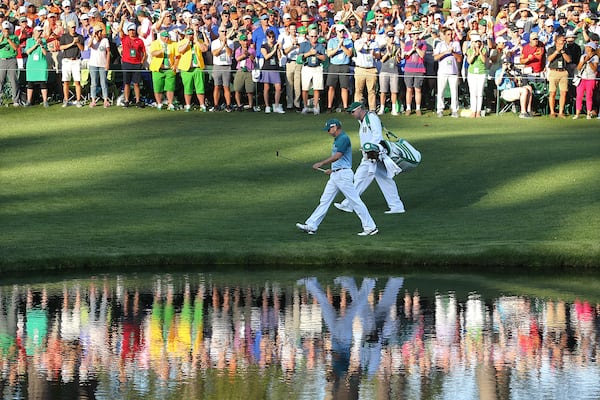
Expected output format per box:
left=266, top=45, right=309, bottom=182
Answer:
left=327, top=37, right=353, bottom=65
left=331, top=132, right=352, bottom=170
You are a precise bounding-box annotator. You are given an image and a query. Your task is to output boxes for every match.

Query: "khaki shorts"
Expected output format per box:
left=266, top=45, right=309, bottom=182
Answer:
left=547, top=69, right=568, bottom=93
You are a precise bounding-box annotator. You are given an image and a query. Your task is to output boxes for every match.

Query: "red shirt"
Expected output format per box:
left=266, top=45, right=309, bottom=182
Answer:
left=121, top=35, right=146, bottom=64
left=521, top=43, right=545, bottom=73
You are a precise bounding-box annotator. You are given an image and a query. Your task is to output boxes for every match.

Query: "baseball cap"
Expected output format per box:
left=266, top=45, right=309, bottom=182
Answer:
left=380, top=0, right=391, bottom=7
left=585, top=41, right=597, bottom=50
left=529, top=31, right=538, bottom=39
left=160, top=30, right=169, bottom=37
left=62, top=0, right=70, bottom=7
left=346, top=101, right=363, bottom=112
left=185, top=28, right=193, bottom=34
left=34, top=25, right=43, bottom=31
left=38, top=8, right=48, bottom=16
left=318, top=5, right=328, bottom=12
left=544, top=19, right=554, bottom=27
left=239, top=33, right=247, bottom=40
left=66, top=20, right=76, bottom=27
left=80, top=13, right=89, bottom=19
left=2, top=20, right=12, bottom=29
left=496, top=36, right=506, bottom=43
left=362, top=142, right=379, bottom=152
left=323, top=118, right=342, bottom=130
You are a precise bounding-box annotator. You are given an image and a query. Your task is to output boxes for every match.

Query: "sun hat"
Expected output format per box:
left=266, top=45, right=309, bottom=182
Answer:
left=323, top=119, right=342, bottom=130
left=346, top=101, right=363, bottom=112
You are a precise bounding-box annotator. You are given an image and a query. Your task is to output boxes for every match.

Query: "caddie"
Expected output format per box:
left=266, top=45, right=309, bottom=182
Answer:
left=334, top=101, right=406, bottom=214
left=296, top=119, right=379, bottom=236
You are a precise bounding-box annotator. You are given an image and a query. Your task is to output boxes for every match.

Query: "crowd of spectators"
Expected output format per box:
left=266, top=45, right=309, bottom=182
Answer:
left=0, top=0, right=599, bottom=117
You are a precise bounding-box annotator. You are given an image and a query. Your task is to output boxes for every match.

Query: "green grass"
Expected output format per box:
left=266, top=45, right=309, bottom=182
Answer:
left=2, top=106, right=599, bottom=271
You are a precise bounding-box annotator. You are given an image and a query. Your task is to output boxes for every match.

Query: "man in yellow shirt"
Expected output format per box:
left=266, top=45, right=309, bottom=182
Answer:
left=149, top=30, right=178, bottom=110
left=177, top=28, right=209, bottom=112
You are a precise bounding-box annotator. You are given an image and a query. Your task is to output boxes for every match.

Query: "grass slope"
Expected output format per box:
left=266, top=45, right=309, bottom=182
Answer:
left=2, top=107, right=599, bottom=271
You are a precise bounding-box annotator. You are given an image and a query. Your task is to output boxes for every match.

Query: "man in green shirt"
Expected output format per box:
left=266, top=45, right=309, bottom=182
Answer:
left=0, top=20, right=21, bottom=106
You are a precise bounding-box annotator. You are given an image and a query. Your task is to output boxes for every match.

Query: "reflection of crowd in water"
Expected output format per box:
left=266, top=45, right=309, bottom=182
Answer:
left=0, top=276, right=599, bottom=398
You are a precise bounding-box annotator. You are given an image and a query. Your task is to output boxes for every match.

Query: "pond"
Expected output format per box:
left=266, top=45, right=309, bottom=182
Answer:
left=0, top=268, right=599, bottom=400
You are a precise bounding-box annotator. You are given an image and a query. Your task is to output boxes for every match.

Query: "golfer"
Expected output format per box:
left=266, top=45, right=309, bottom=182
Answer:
left=296, top=119, right=379, bottom=236
left=335, top=102, right=405, bottom=214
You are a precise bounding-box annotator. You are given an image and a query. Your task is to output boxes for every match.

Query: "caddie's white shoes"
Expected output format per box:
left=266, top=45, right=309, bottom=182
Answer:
left=384, top=208, right=406, bottom=214
left=296, top=223, right=316, bottom=235
left=358, top=227, right=379, bottom=236
left=334, top=202, right=353, bottom=213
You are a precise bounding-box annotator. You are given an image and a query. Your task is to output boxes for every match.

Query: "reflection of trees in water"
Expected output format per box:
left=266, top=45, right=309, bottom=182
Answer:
left=0, top=276, right=599, bottom=399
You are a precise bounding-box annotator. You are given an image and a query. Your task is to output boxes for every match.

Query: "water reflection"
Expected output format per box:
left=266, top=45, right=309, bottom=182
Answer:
left=0, top=274, right=599, bottom=399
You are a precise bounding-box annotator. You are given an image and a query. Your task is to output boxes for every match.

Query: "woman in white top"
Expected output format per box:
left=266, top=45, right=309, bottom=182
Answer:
left=573, top=42, right=598, bottom=120
left=88, top=25, right=111, bottom=108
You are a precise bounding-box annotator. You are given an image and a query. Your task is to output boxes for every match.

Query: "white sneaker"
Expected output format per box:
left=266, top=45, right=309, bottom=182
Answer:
left=74, top=101, right=82, bottom=108
left=167, top=104, right=175, bottom=111
left=274, top=104, right=285, bottom=114
left=62, top=101, right=68, bottom=108
left=301, top=107, right=309, bottom=114
left=313, top=106, right=320, bottom=115
left=391, top=105, right=398, bottom=116
left=157, top=103, right=163, bottom=110
left=296, top=223, right=316, bottom=235
left=334, top=202, right=353, bottom=213
left=200, top=105, right=207, bottom=112
left=358, top=227, right=379, bottom=236
left=377, top=106, right=384, bottom=115
left=265, top=106, right=271, bottom=113
left=384, top=208, right=405, bottom=214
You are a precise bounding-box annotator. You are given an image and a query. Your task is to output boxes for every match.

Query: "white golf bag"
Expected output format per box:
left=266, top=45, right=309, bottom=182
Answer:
left=380, top=130, right=421, bottom=173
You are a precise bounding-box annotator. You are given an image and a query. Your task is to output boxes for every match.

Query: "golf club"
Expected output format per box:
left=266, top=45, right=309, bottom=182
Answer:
left=276, top=151, right=327, bottom=172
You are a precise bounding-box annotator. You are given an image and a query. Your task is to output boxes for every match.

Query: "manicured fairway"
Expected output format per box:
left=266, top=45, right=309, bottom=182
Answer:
left=2, top=106, right=599, bottom=271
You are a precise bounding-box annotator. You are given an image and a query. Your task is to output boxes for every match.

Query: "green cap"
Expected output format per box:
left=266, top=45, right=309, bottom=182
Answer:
left=362, top=142, right=379, bottom=152
left=239, top=33, right=247, bottom=40
left=297, top=26, right=307, bottom=34
left=160, top=30, right=169, bottom=37
left=346, top=101, right=363, bottom=112
left=185, top=28, right=193, bottom=35
left=479, top=19, right=487, bottom=26
left=323, top=118, right=342, bottom=130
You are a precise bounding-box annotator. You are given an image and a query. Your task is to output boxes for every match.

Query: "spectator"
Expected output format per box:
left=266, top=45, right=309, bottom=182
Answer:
left=0, top=20, right=20, bottom=106
left=260, top=29, right=285, bottom=113
left=520, top=31, right=545, bottom=76
left=280, top=22, right=303, bottom=111
left=210, top=25, right=233, bottom=112
left=572, top=42, right=598, bottom=119
left=326, top=23, right=352, bottom=113
left=149, top=30, right=177, bottom=110
left=15, top=16, right=31, bottom=70
left=119, top=19, right=146, bottom=107
left=24, top=25, right=49, bottom=107
left=88, top=24, right=111, bottom=108
left=59, top=20, right=84, bottom=107
left=232, top=32, right=256, bottom=111
left=546, top=34, right=571, bottom=118
left=434, top=26, right=462, bottom=118
left=42, top=12, right=62, bottom=72
left=59, top=0, right=78, bottom=30
left=353, top=25, right=379, bottom=112
left=378, top=29, right=401, bottom=115
left=178, top=27, right=209, bottom=112
left=77, top=13, right=92, bottom=67
left=298, top=27, right=326, bottom=114
left=465, top=33, right=488, bottom=118
left=402, top=25, right=426, bottom=116
left=494, top=58, right=533, bottom=119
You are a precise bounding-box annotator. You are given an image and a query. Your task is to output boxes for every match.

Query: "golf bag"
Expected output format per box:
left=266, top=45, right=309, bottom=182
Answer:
left=380, top=130, right=421, bottom=173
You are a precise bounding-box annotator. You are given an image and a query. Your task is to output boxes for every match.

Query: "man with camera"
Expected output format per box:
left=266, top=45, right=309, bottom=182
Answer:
left=495, top=57, right=533, bottom=119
